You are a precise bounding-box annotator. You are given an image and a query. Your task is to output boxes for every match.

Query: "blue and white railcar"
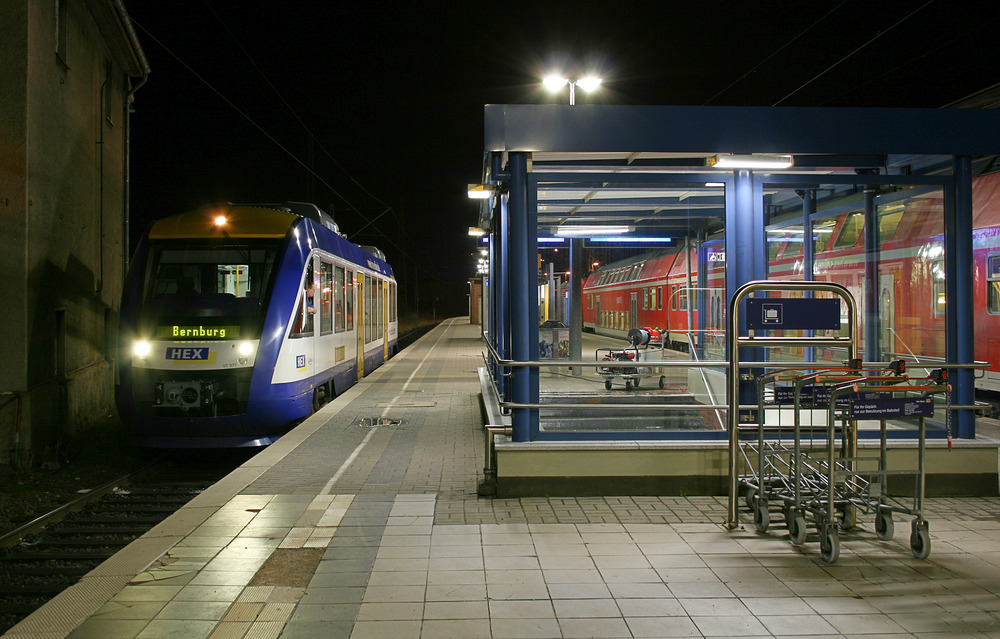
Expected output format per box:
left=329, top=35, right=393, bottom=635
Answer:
left=116, top=202, right=397, bottom=447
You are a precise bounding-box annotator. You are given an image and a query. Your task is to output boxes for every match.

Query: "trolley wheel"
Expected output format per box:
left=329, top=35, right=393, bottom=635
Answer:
left=910, top=522, right=931, bottom=560
left=633, top=377, right=640, bottom=389
left=625, top=379, right=633, bottom=391
left=744, top=487, right=758, bottom=511
left=605, top=379, right=613, bottom=391
left=754, top=500, right=770, bottom=533
left=658, top=376, right=666, bottom=389
left=839, top=506, right=855, bottom=531
left=820, top=526, right=840, bottom=563
left=875, top=509, right=894, bottom=541
left=789, top=515, right=808, bottom=546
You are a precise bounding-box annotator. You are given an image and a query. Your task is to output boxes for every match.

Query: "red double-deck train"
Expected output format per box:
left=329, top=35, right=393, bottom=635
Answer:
left=581, top=171, right=1000, bottom=394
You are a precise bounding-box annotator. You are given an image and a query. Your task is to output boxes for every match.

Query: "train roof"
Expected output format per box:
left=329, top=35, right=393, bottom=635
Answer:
left=149, top=204, right=299, bottom=239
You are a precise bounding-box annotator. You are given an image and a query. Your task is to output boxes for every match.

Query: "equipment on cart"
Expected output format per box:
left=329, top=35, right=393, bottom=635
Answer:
left=596, top=327, right=667, bottom=390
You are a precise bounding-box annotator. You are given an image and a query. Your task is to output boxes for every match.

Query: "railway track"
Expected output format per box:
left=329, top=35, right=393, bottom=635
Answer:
left=0, top=452, right=250, bottom=634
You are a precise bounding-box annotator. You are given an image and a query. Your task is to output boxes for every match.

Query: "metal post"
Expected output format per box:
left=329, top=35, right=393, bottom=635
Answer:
left=948, top=156, right=975, bottom=438
left=863, top=187, right=880, bottom=363
left=570, top=237, right=583, bottom=375
left=801, top=190, right=816, bottom=363
left=508, top=152, right=539, bottom=442
left=696, top=229, right=707, bottom=359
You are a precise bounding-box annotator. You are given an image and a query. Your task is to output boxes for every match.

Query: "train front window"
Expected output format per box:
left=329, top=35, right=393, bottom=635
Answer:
left=142, top=242, right=279, bottom=315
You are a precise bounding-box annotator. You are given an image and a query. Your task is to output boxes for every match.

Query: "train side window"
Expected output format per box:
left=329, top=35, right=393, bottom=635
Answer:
left=390, top=282, right=397, bottom=322
left=932, top=261, right=946, bottom=316
left=320, top=260, right=333, bottom=335
left=346, top=270, right=355, bottom=331
left=642, top=288, right=648, bottom=310
left=290, top=263, right=315, bottom=338
left=658, top=287, right=663, bottom=311
left=833, top=211, right=864, bottom=249
left=671, top=285, right=678, bottom=311
left=678, top=288, right=688, bottom=312
left=335, top=265, right=346, bottom=332
left=988, top=255, right=1000, bottom=315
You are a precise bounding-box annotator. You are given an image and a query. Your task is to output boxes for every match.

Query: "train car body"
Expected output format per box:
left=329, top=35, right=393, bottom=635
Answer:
left=581, top=171, right=1000, bottom=393
left=116, top=203, right=397, bottom=447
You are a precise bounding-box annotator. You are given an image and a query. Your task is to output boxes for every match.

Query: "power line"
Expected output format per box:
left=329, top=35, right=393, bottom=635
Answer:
left=772, top=0, right=936, bottom=106
left=201, top=2, right=396, bottom=216
left=130, top=18, right=376, bottom=229
left=703, top=1, right=850, bottom=105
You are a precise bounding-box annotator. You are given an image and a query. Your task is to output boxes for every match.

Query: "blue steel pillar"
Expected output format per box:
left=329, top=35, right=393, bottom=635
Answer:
left=507, top=153, right=539, bottom=441
left=491, top=213, right=506, bottom=400
left=947, top=156, right=975, bottom=438
left=863, top=187, right=880, bottom=363
left=727, top=170, right=765, bottom=421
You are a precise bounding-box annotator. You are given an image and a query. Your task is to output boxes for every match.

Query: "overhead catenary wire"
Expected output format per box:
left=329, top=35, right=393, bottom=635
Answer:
left=702, top=0, right=850, bottom=106
left=201, top=2, right=395, bottom=217
left=771, top=0, right=936, bottom=107
left=130, top=19, right=367, bottom=223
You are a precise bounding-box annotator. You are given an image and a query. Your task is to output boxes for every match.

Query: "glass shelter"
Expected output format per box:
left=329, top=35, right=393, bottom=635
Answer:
left=476, top=105, right=1000, bottom=444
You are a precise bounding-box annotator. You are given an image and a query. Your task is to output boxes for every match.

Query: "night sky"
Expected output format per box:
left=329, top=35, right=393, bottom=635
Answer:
left=123, top=1, right=1000, bottom=317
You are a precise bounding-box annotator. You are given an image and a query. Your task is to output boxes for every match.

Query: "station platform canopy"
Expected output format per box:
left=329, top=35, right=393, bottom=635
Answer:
left=475, top=104, right=1000, bottom=444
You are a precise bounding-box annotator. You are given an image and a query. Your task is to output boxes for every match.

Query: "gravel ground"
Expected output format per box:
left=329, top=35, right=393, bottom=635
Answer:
left=0, top=421, right=141, bottom=537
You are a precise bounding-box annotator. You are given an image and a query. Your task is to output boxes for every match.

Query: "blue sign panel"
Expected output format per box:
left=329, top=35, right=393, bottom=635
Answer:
left=746, top=298, right=841, bottom=330
left=849, top=396, right=934, bottom=419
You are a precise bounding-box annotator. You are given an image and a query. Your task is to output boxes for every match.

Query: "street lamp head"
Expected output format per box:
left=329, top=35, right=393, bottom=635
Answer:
left=543, top=75, right=569, bottom=90
left=576, top=76, right=602, bottom=92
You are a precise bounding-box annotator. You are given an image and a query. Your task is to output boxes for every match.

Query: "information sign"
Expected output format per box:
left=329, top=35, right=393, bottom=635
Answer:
left=746, top=298, right=841, bottom=330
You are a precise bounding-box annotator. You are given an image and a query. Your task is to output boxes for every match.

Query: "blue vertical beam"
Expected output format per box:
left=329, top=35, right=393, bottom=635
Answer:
left=508, top=152, right=539, bottom=441
left=491, top=218, right=506, bottom=400
left=801, top=190, right=816, bottom=363
left=863, top=187, right=880, bottom=362
left=948, top=156, right=975, bottom=438
left=730, top=170, right=760, bottom=420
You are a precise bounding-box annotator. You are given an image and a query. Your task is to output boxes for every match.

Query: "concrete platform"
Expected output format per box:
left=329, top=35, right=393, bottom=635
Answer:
left=7, top=318, right=1000, bottom=639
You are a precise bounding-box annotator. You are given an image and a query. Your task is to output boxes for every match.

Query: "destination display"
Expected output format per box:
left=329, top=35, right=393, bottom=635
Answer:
left=156, top=325, right=241, bottom=339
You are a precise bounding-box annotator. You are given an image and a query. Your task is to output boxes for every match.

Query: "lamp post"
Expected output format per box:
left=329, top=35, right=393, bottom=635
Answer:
left=543, top=75, right=602, bottom=105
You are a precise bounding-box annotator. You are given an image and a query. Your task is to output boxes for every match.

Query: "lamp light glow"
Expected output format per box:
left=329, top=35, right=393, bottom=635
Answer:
left=467, top=184, right=493, bottom=199
left=554, top=225, right=632, bottom=237
left=710, top=154, right=793, bottom=169
left=214, top=215, right=227, bottom=226
left=468, top=227, right=486, bottom=237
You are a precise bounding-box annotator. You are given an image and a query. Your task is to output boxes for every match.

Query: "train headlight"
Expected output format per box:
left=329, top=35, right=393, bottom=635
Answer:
left=237, top=341, right=253, bottom=365
left=133, top=340, right=151, bottom=358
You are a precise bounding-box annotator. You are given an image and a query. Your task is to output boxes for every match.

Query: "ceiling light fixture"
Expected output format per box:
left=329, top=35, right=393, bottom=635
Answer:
left=709, top=154, right=793, bottom=169
left=553, top=225, right=632, bottom=237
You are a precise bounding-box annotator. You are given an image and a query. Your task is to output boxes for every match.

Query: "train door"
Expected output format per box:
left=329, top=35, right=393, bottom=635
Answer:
left=356, top=273, right=365, bottom=379
left=880, top=273, right=896, bottom=356
left=630, top=292, right=638, bottom=330
left=595, top=297, right=601, bottom=331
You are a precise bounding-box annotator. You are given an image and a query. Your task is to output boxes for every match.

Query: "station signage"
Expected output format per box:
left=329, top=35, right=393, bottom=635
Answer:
left=849, top=396, right=934, bottom=419
left=746, top=298, right=841, bottom=331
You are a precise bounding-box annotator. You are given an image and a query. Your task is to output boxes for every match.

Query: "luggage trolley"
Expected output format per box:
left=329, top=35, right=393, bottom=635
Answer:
left=812, top=371, right=948, bottom=561
left=726, top=281, right=860, bottom=561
